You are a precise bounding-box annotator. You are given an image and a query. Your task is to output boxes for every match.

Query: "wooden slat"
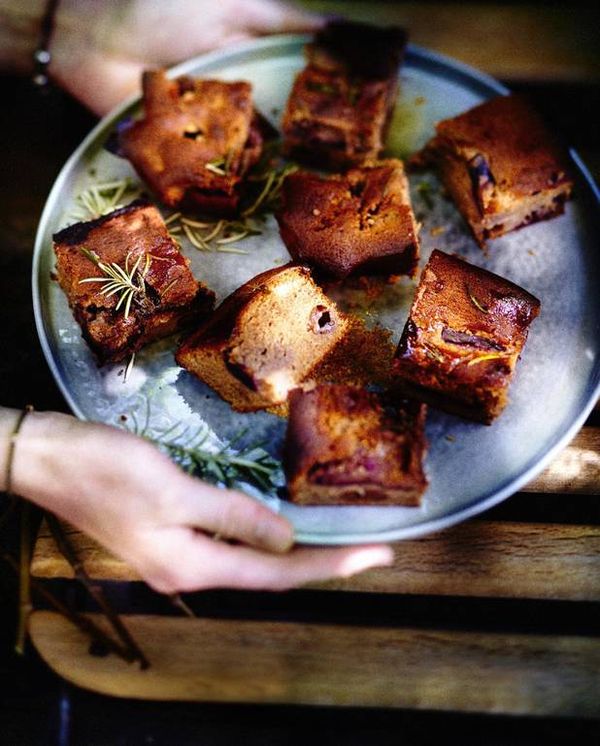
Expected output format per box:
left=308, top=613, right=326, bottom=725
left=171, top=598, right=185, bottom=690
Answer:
left=303, top=1, right=600, bottom=82
left=29, top=611, right=600, bottom=715
left=31, top=519, right=600, bottom=601
left=522, top=428, right=600, bottom=494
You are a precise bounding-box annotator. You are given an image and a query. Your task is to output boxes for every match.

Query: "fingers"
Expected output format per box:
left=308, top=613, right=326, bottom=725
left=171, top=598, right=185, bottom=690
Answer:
left=172, top=478, right=294, bottom=553
left=201, top=542, right=395, bottom=591
left=239, top=0, right=325, bottom=34
left=140, top=527, right=394, bottom=593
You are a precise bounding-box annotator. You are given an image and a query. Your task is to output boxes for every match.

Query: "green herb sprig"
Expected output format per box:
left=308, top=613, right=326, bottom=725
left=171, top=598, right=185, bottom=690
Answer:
left=167, top=159, right=298, bottom=254
left=79, top=248, right=150, bottom=319
left=127, top=411, right=281, bottom=493
left=69, top=178, right=141, bottom=222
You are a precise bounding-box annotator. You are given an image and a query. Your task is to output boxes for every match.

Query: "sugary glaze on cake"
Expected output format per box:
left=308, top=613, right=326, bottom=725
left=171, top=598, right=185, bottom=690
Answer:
left=284, top=384, right=427, bottom=505
left=413, top=94, right=573, bottom=246
left=53, top=200, right=215, bottom=364
left=282, top=21, right=407, bottom=170
left=176, top=265, right=349, bottom=411
left=393, top=250, right=540, bottom=423
left=277, top=159, right=420, bottom=279
left=119, top=70, right=265, bottom=213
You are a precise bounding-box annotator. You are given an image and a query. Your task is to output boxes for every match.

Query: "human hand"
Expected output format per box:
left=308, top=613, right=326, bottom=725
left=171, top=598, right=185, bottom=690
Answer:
left=50, top=0, right=324, bottom=116
left=9, top=409, right=393, bottom=593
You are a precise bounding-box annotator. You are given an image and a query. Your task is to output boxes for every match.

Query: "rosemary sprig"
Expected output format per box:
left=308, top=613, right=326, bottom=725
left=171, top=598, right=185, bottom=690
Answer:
left=79, top=248, right=150, bottom=319
left=204, top=151, right=234, bottom=176
left=69, top=178, right=141, bottom=222
left=467, top=286, right=490, bottom=314
left=125, top=412, right=281, bottom=493
left=423, top=344, right=445, bottom=363
left=467, top=352, right=508, bottom=367
left=158, top=428, right=280, bottom=492
left=416, top=181, right=435, bottom=210
left=167, top=161, right=297, bottom=254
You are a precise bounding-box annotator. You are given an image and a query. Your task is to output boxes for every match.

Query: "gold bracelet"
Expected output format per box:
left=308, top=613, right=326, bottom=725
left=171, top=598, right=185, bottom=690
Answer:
left=4, top=405, right=34, bottom=496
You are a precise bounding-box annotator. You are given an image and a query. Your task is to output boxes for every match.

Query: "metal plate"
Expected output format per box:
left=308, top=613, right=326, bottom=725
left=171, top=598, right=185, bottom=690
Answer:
left=33, top=36, right=600, bottom=545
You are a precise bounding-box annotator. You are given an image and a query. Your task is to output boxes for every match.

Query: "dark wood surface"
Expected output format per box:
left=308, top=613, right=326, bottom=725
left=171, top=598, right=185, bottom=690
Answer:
left=1, top=2, right=600, bottom=741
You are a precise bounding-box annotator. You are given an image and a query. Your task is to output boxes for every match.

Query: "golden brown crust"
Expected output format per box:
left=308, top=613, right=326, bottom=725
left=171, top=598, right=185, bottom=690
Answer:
left=284, top=384, right=427, bottom=505
left=119, top=71, right=264, bottom=213
left=53, top=201, right=215, bottom=365
left=414, top=94, right=573, bottom=246
left=176, top=265, right=349, bottom=412
left=276, top=159, right=420, bottom=279
left=281, top=21, right=407, bottom=170
left=392, top=250, right=540, bottom=423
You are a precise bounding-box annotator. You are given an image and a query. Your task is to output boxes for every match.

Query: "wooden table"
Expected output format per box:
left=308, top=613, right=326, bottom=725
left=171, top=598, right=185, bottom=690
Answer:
left=1, top=1, right=599, bottom=741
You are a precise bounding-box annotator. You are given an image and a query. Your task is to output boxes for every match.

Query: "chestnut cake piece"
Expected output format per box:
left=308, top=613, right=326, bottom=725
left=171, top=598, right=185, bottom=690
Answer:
left=282, top=21, right=407, bottom=170
left=119, top=70, right=266, bottom=214
left=176, top=265, right=348, bottom=412
left=393, top=250, right=540, bottom=423
left=53, top=201, right=215, bottom=365
left=414, top=94, right=573, bottom=246
left=277, top=159, right=420, bottom=279
left=284, top=384, right=428, bottom=506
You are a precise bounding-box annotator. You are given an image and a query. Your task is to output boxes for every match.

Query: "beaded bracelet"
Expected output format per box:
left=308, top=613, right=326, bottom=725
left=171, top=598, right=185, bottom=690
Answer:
left=32, top=0, right=61, bottom=88
left=4, top=405, right=34, bottom=496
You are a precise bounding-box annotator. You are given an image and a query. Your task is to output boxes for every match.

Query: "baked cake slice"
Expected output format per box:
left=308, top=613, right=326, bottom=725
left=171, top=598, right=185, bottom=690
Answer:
left=413, top=94, right=573, bottom=246
left=53, top=200, right=215, bottom=365
left=277, top=159, right=420, bottom=279
left=119, top=70, right=266, bottom=214
left=392, top=250, right=540, bottom=423
left=284, top=384, right=428, bottom=505
left=176, top=265, right=348, bottom=411
left=282, top=20, right=407, bottom=170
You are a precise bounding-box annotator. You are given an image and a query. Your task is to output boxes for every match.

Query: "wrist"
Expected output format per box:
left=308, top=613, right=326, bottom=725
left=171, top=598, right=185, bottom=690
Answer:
left=0, top=407, right=23, bottom=492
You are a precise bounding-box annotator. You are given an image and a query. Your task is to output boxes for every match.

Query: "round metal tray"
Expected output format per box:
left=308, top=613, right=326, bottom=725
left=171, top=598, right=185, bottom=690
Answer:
left=33, top=36, right=600, bottom=544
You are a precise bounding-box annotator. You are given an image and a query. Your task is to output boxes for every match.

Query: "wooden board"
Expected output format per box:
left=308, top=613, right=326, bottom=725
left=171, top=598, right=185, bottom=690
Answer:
left=29, top=611, right=600, bottom=715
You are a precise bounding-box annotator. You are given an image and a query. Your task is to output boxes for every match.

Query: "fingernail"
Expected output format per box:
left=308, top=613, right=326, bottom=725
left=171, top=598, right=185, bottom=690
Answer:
left=341, top=546, right=395, bottom=576
left=255, top=515, right=294, bottom=553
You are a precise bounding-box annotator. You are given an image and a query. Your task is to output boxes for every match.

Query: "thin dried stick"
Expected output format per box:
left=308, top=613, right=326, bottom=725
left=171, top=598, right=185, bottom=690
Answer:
left=169, top=593, right=196, bottom=618
left=15, top=502, right=32, bottom=655
left=46, top=513, right=149, bottom=669
left=2, top=551, right=135, bottom=663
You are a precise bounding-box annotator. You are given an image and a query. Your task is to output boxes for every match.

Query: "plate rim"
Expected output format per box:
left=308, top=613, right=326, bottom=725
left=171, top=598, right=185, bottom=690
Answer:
left=32, top=34, right=600, bottom=545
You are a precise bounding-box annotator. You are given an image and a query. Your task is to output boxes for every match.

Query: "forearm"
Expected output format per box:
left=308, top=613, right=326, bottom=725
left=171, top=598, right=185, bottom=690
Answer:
left=0, top=0, right=46, bottom=73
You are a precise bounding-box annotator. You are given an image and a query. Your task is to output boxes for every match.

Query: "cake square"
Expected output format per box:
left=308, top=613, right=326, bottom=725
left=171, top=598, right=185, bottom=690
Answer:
left=53, top=200, right=215, bottom=365
left=284, top=384, right=428, bottom=505
left=392, top=250, right=540, bottom=423
left=119, top=70, right=265, bottom=214
left=176, top=265, right=348, bottom=412
left=282, top=21, right=407, bottom=170
left=276, top=159, right=420, bottom=279
left=414, top=94, right=573, bottom=246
